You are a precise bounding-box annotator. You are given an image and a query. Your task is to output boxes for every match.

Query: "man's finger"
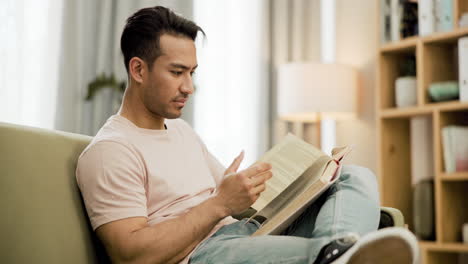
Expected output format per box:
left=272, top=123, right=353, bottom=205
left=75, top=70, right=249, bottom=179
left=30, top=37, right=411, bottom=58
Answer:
left=242, top=162, right=271, bottom=178
left=226, top=150, right=244, bottom=174
left=251, top=183, right=266, bottom=196
left=250, top=171, right=272, bottom=186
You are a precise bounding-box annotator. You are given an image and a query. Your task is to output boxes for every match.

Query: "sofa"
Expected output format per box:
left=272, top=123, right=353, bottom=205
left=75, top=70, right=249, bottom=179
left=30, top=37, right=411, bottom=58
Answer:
left=0, top=122, right=404, bottom=263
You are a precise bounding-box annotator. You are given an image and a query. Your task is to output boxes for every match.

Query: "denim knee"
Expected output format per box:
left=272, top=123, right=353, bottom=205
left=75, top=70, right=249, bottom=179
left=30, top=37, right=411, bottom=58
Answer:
left=339, top=165, right=380, bottom=203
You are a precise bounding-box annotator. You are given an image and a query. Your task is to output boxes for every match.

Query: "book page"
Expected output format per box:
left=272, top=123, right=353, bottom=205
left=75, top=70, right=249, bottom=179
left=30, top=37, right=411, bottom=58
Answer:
left=252, top=160, right=340, bottom=236
left=255, top=155, right=331, bottom=220
left=251, top=133, right=327, bottom=211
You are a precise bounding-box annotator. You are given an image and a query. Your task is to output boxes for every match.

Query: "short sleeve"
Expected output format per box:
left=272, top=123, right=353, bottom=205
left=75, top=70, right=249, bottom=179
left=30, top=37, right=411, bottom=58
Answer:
left=76, top=141, right=147, bottom=230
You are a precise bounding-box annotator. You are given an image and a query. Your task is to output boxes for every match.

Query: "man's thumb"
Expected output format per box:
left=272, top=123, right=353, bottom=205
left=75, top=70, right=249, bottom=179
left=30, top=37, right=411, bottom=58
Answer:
left=226, top=150, right=245, bottom=174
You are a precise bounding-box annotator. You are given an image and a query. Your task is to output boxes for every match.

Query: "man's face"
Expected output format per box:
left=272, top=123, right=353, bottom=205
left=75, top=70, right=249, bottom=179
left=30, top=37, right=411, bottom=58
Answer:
left=141, top=34, right=197, bottom=119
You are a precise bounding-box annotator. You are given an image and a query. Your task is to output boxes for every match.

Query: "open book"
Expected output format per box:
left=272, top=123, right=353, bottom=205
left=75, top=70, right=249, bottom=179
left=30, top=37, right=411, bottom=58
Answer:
left=248, top=133, right=351, bottom=236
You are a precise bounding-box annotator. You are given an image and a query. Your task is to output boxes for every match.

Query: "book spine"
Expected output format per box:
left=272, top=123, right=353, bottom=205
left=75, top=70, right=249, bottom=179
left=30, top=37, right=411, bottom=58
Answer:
left=435, top=0, right=453, bottom=32
left=419, top=0, right=435, bottom=36
left=442, top=126, right=454, bottom=173
left=454, top=127, right=468, bottom=172
left=391, top=0, right=401, bottom=41
left=410, top=117, right=434, bottom=185
left=449, top=127, right=456, bottom=173
left=381, top=0, right=392, bottom=44
left=460, top=37, right=468, bottom=102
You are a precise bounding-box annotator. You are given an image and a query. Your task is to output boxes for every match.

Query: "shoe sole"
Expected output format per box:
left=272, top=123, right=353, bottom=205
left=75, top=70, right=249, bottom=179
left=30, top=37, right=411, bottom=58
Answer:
left=331, top=228, right=419, bottom=264
left=347, top=236, right=414, bottom=264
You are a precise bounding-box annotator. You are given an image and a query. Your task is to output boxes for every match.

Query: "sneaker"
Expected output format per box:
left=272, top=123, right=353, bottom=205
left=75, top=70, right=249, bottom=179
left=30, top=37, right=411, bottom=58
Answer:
left=314, top=233, right=360, bottom=264
left=318, top=227, right=419, bottom=264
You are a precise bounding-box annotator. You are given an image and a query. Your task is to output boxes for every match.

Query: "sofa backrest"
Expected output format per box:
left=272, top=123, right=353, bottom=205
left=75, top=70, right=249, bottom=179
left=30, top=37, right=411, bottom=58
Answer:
left=0, top=122, right=109, bottom=263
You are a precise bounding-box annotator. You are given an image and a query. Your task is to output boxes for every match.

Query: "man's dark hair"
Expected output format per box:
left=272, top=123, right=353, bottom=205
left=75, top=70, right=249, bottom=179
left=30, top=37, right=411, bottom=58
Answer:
left=120, top=6, right=204, bottom=73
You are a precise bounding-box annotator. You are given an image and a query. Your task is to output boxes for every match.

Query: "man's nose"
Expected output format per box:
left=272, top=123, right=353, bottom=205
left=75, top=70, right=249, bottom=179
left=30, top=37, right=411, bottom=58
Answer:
left=180, top=75, right=194, bottom=95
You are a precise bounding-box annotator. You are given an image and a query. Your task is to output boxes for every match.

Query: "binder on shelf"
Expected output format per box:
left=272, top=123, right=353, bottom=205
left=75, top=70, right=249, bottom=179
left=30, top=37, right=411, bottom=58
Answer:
left=381, top=0, right=392, bottom=44
left=460, top=37, right=468, bottom=102
left=401, top=1, right=418, bottom=38
left=391, top=0, right=401, bottom=41
left=411, top=116, right=434, bottom=185
left=460, top=13, right=468, bottom=28
left=413, top=179, right=435, bottom=240
left=418, top=0, right=435, bottom=36
left=435, top=0, right=453, bottom=32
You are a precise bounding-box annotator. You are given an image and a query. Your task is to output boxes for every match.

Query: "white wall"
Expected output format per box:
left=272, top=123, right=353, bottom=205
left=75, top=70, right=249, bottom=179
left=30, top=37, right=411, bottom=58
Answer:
left=335, top=0, right=378, bottom=172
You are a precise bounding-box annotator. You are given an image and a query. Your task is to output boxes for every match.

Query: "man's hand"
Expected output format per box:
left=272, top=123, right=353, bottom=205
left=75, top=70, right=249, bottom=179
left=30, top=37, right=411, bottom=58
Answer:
left=214, top=151, right=273, bottom=216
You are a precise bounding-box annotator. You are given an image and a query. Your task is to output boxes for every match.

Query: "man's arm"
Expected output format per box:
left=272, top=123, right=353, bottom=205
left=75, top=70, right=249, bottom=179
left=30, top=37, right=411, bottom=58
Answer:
left=97, top=196, right=226, bottom=264
left=96, top=159, right=272, bottom=264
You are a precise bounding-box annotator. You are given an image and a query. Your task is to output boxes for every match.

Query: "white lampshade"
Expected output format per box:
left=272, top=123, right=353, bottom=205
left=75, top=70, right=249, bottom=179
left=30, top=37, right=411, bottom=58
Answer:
left=277, top=63, right=358, bottom=122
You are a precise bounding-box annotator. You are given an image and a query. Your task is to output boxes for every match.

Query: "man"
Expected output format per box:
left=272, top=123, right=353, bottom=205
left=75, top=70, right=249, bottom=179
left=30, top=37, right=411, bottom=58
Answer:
left=76, top=6, right=418, bottom=264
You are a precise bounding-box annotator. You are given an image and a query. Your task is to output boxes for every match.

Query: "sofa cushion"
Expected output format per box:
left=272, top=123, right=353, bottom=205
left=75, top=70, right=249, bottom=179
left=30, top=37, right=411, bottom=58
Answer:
left=0, top=122, right=109, bottom=263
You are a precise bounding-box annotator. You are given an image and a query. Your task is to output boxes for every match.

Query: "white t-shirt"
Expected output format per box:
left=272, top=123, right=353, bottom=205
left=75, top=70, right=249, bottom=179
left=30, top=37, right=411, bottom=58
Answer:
left=76, top=115, right=237, bottom=263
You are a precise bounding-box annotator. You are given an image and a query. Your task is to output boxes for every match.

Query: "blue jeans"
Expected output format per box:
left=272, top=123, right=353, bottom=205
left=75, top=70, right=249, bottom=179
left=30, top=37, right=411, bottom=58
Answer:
left=189, top=165, right=380, bottom=264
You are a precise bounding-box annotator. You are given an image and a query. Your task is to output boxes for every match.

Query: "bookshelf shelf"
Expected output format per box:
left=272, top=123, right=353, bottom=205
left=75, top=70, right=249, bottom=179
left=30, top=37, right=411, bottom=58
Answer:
left=379, top=101, right=468, bottom=118
left=380, top=28, right=468, bottom=51
left=422, top=27, right=468, bottom=44
left=420, top=241, right=468, bottom=252
left=440, top=172, right=468, bottom=181
left=437, top=101, right=468, bottom=112
left=380, top=106, right=431, bottom=118
left=381, top=36, right=418, bottom=53
left=377, top=1, right=468, bottom=263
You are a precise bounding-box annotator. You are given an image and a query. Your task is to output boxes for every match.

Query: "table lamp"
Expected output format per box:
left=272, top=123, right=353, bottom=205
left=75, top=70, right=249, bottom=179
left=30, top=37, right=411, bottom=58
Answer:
left=277, top=62, right=359, bottom=152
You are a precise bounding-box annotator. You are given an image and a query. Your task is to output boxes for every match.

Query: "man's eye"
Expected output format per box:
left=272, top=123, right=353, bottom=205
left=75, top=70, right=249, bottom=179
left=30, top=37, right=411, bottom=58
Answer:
left=190, top=71, right=196, bottom=76
left=171, top=71, right=183, bottom=76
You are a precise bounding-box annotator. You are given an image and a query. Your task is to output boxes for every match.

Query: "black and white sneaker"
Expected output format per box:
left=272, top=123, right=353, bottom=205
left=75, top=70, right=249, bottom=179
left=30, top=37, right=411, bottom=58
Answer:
left=315, top=227, right=419, bottom=264
left=314, top=233, right=359, bottom=264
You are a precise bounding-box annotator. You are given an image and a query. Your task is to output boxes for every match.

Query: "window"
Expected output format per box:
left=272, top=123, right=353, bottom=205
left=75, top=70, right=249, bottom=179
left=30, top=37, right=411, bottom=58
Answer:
left=0, top=0, right=63, bottom=129
left=193, top=0, right=269, bottom=168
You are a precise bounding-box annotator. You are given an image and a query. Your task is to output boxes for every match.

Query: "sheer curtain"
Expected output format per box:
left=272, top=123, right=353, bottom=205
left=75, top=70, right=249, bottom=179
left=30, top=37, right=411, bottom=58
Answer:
left=55, top=0, right=194, bottom=135
left=0, top=0, right=63, bottom=129
left=193, top=0, right=270, bottom=168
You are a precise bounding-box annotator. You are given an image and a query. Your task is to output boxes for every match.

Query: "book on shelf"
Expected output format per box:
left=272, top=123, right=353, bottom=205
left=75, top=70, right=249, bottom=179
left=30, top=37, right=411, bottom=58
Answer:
left=410, top=116, right=434, bottom=185
left=390, top=0, right=402, bottom=41
left=441, top=126, right=468, bottom=173
left=460, top=13, right=468, bottom=27
left=435, top=0, right=453, bottom=32
left=381, top=0, right=392, bottom=43
left=418, top=0, right=435, bottom=36
left=413, top=179, right=435, bottom=240
left=247, top=133, right=351, bottom=236
left=401, top=0, right=418, bottom=38
left=388, top=0, right=418, bottom=42
left=460, top=37, right=468, bottom=102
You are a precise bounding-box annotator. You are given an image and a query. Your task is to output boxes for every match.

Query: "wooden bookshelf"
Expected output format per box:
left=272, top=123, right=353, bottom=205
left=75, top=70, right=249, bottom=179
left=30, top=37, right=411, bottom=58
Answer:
left=377, top=1, right=468, bottom=263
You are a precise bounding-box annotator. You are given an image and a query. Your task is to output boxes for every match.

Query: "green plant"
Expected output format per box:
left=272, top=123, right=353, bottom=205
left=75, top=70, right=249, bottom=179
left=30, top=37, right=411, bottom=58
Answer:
left=86, top=73, right=126, bottom=100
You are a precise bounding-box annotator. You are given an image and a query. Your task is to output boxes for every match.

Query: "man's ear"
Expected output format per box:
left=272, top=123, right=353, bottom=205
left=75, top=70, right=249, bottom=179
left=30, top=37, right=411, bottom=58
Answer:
left=129, top=57, right=146, bottom=84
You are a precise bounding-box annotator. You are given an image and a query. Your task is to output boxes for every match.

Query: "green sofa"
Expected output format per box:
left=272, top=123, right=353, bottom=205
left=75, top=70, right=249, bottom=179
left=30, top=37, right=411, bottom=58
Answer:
left=0, top=122, right=403, bottom=263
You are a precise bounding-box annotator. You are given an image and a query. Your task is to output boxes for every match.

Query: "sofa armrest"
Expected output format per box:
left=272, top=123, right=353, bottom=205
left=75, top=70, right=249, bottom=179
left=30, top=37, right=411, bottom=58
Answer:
left=379, top=206, right=405, bottom=229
